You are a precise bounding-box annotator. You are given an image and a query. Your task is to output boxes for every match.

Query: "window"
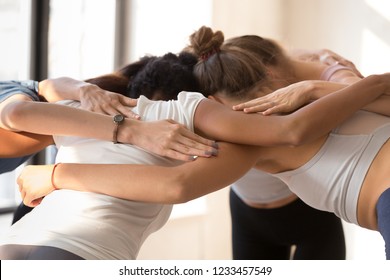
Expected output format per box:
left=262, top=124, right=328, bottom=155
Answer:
left=0, top=0, right=31, bottom=80
left=0, top=0, right=213, bottom=218
left=48, top=0, right=116, bottom=79
left=129, top=0, right=212, bottom=218
left=0, top=0, right=117, bottom=210
left=0, top=0, right=32, bottom=211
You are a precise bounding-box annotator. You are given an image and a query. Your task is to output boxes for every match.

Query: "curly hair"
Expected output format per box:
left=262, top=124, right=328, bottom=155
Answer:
left=85, top=52, right=200, bottom=101
left=128, top=52, right=200, bottom=100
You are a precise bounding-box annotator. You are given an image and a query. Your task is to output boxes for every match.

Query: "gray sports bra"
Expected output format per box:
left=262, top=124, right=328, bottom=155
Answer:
left=272, top=110, right=390, bottom=225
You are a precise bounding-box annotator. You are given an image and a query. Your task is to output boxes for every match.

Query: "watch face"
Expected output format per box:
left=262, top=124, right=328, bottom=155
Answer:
left=113, top=114, right=124, bottom=123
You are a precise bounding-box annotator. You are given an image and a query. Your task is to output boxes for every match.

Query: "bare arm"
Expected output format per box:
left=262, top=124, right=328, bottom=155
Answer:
left=233, top=80, right=347, bottom=115
left=0, top=128, right=53, bottom=157
left=38, top=77, right=139, bottom=119
left=0, top=94, right=217, bottom=161
left=19, top=142, right=260, bottom=206
left=18, top=74, right=390, bottom=206
left=290, top=48, right=363, bottom=78
left=0, top=95, right=129, bottom=141
left=296, top=48, right=390, bottom=116
left=197, top=74, right=388, bottom=146
left=35, top=77, right=218, bottom=161
left=234, top=63, right=390, bottom=116
left=233, top=48, right=371, bottom=115
left=234, top=77, right=390, bottom=117
left=0, top=92, right=54, bottom=156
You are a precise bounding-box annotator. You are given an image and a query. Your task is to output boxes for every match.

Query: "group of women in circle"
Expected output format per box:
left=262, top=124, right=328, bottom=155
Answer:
left=1, top=26, right=390, bottom=260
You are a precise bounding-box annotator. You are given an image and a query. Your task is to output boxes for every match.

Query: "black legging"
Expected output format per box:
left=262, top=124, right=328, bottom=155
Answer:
left=229, top=188, right=346, bottom=260
left=376, top=187, right=390, bottom=260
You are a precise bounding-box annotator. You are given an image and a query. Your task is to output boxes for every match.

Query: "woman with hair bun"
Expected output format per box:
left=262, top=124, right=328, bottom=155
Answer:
left=184, top=26, right=390, bottom=259
left=183, top=26, right=365, bottom=260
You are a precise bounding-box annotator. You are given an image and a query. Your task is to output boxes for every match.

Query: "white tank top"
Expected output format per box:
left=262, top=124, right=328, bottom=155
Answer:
left=231, top=169, right=293, bottom=204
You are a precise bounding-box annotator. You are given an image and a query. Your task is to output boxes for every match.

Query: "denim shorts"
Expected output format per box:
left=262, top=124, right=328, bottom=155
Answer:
left=0, top=80, right=39, bottom=102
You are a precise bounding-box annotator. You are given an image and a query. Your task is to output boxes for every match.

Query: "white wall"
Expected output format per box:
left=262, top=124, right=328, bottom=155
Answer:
left=138, top=188, right=231, bottom=260
left=283, top=0, right=390, bottom=75
left=212, top=0, right=285, bottom=39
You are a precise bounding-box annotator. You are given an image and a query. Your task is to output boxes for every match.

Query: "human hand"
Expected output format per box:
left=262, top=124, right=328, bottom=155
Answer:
left=17, top=165, right=56, bottom=207
left=78, top=83, right=139, bottom=119
left=125, top=119, right=218, bottom=161
left=296, top=48, right=363, bottom=78
left=233, top=81, right=315, bottom=115
left=39, top=77, right=139, bottom=119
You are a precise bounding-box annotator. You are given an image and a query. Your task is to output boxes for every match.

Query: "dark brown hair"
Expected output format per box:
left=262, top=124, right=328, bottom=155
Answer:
left=185, top=26, right=292, bottom=100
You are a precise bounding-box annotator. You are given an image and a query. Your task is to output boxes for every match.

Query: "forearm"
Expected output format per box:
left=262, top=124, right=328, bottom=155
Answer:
left=309, top=81, right=347, bottom=100
left=52, top=143, right=259, bottom=203
left=2, top=100, right=108, bottom=135
left=38, top=77, right=87, bottom=102
left=53, top=163, right=180, bottom=203
left=290, top=48, right=363, bottom=81
left=289, top=74, right=386, bottom=145
left=310, top=79, right=390, bottom=117
left=362, top=95, right=390, bottom=116
left=1, top=100, right=137, bottom=143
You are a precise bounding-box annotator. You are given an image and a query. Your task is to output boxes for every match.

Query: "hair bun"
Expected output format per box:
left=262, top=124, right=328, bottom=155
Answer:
left=187, top=26, right=224, bottom=60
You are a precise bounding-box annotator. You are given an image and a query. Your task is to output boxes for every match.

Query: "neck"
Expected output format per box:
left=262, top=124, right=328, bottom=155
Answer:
left=267, top=60, right=298, bottom=88
left=290, top=59, right=327, bottom=81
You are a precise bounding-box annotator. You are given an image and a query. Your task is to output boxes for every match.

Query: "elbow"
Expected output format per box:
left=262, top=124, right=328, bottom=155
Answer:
left=165, top=174, right=194, bottom=204
left=283, top=121, right=308, bottom=147
left=168, top=183, right=193, bottom=204
left=288, top=131, right=306, bottom=147
left=1, top=101, right=29, bottom=131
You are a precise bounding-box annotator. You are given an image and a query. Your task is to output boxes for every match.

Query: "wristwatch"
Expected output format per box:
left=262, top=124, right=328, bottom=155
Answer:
left=113, top=114, right=125, bottom=144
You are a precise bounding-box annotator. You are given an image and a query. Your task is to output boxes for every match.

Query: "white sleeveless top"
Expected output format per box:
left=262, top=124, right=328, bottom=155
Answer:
left=231, top=169, right=293, bottom=204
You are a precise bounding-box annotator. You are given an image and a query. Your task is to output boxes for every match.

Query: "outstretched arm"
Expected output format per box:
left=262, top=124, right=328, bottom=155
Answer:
left=18, top=74, right=390, bottom=206
left=1, top=98, right=217, bottom=161
left=1, top=84, right=217, bottom=161
left=196, top=74, right=389, bottom=146
left=289, top=47, right=363, bottom=78
left=43, top=77, right=220, bottom=160
left=233, top=78, right=390, bottom=117
left=234, top=48, right=366, bottom=115
left=18, top=142, right=260, bottom=206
